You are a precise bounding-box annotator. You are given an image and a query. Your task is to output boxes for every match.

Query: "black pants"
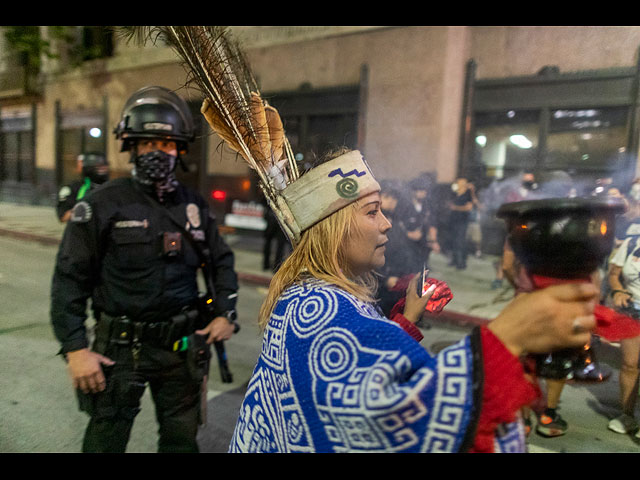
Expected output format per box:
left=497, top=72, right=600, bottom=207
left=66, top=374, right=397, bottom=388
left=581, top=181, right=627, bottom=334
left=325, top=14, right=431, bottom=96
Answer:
left=79, top=340, right=202, bottom=453
left=263, top=229, right=288, bottom=271
left=450, top=220, right=469, bottom=269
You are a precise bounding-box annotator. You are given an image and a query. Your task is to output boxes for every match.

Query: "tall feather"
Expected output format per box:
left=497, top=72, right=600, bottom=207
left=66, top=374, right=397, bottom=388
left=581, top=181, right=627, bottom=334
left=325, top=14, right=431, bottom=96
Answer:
left=119, top=25, right=299, bottom=199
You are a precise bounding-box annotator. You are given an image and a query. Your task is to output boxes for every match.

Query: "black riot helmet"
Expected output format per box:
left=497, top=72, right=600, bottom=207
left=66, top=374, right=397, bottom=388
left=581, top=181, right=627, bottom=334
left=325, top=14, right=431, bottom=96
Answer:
left=114, top=86, right=195, bottom=154
left=78, top=152, right=107, bottom=169
left=78, top=152, right=109, bottom=184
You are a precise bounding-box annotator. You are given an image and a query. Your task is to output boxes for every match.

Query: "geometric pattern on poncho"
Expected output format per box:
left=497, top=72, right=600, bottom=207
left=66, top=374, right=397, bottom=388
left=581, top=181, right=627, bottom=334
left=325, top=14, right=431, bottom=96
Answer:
left=229, top=279, right=522, bottom=453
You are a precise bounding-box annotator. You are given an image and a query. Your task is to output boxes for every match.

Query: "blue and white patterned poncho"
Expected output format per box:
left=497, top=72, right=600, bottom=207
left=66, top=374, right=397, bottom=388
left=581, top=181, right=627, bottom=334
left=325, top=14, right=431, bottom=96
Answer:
left=229, top=279, right=525, bottom=453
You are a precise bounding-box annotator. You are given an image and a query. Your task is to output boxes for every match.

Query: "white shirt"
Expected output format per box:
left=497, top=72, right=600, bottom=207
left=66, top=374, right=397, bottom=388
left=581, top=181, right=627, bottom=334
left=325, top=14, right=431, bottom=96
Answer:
left=611, top=236, right=640, bottom=304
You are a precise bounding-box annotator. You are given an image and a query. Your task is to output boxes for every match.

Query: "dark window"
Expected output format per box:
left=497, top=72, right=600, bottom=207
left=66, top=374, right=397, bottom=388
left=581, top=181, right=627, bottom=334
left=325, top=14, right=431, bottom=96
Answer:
left=81, top=26, right=114, bottom=61
left=0, top=110, right=34, bottom=184
left=58, top=110, right=105, bottom=185
left=266, top=85, right=360, bottom=169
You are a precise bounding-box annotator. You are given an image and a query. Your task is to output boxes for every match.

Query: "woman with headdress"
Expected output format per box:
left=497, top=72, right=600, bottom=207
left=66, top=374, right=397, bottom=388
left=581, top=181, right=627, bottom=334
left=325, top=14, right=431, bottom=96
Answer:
left=137, top=25, right=597, bottom=453
left=227, top=148, right=597, bottom=453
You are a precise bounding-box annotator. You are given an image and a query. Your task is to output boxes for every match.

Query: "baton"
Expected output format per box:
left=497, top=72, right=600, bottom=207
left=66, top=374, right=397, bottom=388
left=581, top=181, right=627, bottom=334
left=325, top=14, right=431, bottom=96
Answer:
left=213, top=340, right=233, bottom=383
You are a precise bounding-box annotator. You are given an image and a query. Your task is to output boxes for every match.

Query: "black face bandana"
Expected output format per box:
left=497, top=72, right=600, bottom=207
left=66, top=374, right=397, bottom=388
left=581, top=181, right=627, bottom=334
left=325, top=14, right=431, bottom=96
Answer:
left=132, top=150, right=178, bottom=201
left=133, top=150, right=177, bottom=182
left=85, top=168, right=109, bottom=185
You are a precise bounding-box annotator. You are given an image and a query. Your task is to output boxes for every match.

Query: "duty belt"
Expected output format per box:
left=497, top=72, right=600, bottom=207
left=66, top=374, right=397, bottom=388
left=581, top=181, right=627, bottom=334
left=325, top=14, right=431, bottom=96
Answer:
left=99, top=308, right=200, bottom=350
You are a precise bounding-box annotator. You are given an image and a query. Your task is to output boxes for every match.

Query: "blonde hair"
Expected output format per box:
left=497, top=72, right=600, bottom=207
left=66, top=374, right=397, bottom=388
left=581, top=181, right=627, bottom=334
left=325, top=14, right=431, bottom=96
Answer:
left=258, top=148, right=378, bottom=329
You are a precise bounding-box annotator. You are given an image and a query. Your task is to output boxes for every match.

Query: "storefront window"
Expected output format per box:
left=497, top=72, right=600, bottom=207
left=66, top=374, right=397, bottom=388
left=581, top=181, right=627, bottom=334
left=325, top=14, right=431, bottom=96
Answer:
left=267, top=85, right=360, bottom=170
left=545, top=107, right=629, bottom=182
left=474, top=109, right=540, bottom=179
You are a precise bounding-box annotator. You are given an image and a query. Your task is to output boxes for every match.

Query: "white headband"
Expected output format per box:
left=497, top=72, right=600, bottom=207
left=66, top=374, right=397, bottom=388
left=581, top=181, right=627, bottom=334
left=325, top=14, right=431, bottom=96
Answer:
left=273, top=150, right=380, bottom=244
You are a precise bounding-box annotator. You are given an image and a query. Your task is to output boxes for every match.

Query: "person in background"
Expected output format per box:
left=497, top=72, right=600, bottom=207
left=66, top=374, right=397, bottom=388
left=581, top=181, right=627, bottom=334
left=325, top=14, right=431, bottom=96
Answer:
left=605, top=201, right=640, bottom=437
left=56, top=152, right=110, bottom=222
left=491, top=170, right=538, bottom=290
left=262, top=204, right=289, bottom=272
left=467, top=182, right=483, bottom=258
left=377, top=180, right=421, bottom=316
left=505, top=171, right=538, bottom=204
left=447, top=177, right=473, bottom=270
left=406, top=173, right=440, bottom=265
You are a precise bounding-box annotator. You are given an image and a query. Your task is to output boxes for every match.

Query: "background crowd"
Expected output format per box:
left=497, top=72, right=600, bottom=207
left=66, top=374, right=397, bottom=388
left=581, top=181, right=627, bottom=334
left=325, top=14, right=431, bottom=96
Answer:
left=262, top=165, right=640, bottom=441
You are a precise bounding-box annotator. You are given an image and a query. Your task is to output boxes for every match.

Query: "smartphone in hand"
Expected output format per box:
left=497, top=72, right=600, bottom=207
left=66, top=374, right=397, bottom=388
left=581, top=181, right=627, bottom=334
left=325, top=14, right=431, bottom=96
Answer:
left=417, top=263, right=430, bottom=297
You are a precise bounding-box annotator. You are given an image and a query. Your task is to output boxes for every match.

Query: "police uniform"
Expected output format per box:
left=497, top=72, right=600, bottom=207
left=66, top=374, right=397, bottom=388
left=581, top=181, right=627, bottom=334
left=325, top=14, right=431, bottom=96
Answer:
left=50, top=177, right=238, bottom=452
left=56, top=178, right=95, bottom=221
left=56, top=153, right=109, bottom=221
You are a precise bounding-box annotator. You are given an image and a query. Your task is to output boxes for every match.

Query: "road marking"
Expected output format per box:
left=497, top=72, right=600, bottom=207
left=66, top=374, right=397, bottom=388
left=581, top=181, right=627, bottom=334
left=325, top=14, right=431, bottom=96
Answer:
left=207, top=389, right=224, bottom=400
left=0, top=323, right=44, bottom=335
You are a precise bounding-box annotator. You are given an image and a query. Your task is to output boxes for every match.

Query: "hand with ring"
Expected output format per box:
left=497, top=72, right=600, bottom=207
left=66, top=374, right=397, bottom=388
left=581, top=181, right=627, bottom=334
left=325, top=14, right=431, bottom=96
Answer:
left=488, top=282, right=598, bottom=357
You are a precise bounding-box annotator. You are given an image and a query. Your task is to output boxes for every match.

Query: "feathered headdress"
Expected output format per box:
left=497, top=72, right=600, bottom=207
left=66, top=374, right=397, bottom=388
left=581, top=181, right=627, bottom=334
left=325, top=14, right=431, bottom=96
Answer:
left=121, top=26, right=379, bottom=245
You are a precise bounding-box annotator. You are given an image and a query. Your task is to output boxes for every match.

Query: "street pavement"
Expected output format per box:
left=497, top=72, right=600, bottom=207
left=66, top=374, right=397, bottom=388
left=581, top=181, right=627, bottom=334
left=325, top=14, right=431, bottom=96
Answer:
left=1, top=200, right=640, bottom=453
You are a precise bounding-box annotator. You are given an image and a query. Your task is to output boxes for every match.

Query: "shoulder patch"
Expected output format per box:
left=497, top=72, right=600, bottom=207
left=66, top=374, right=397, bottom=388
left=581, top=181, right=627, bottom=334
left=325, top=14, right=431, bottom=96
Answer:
left=58, top=185, right=72, bottom=201
left=70, top=201, right=93, bottom=223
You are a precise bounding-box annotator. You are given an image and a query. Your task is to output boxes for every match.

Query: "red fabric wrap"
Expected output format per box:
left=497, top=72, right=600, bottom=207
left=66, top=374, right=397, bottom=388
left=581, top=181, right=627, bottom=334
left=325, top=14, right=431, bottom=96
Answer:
left=471, top=327, right=540, bottom=453
left=389, top=274, right=453, bottom=315
left=389, top=313, right=424, bottom=342
left=530, top=274, right=640, bottom=342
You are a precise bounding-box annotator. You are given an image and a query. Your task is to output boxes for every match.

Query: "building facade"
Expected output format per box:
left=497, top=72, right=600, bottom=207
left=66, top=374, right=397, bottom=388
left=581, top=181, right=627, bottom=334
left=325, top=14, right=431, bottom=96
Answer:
left=2, top=26, right=640, bottom=225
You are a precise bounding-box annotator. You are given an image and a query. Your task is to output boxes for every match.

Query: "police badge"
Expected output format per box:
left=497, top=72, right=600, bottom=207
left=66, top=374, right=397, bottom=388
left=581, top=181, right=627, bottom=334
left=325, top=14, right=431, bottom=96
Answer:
left=186, top=203, right=201, bottom=229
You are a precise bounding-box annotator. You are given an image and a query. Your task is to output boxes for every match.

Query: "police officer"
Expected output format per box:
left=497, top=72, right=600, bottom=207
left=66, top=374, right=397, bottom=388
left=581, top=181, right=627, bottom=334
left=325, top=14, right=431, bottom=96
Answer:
left=56, top=152, right=110, bottom=222
left=50, top=86, right=239, bottom=453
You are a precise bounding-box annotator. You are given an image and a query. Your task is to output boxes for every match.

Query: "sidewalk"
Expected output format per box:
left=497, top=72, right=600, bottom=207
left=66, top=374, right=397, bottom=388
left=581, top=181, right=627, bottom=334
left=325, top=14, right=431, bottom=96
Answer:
left=0, top=201, right=509, bottom=326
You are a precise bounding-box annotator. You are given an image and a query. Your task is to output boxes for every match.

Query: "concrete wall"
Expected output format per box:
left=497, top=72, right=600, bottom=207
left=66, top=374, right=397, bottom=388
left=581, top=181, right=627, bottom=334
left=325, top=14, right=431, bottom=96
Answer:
left=469, top=26, right=640, bottom=79
left=244, top=26, right=470, bottom=182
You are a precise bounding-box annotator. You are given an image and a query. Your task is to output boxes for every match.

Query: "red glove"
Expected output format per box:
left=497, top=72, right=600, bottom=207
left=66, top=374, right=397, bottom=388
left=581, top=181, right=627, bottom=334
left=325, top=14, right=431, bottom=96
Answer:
left=422, top=278, right=454, bottom=313
left=389, top=274, right=453, bottom=317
